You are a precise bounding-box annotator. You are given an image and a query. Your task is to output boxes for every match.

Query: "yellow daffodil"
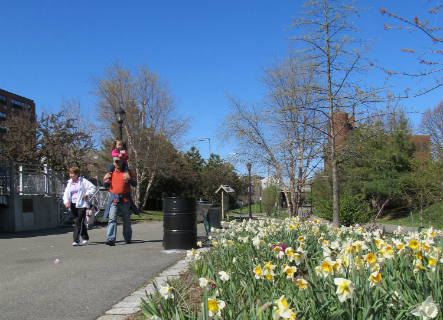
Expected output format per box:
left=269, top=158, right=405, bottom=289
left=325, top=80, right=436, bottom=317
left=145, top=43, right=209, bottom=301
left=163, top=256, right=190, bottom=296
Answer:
left=254, top=265, right=264, bottom=279
left=408, top=239, right=420, bottom=251
left=205, top=298, right=225, bottom=317
left=366, top=253, right=377, bottom=266
left=297, top=278, right=309, bottom=290
left=320, top=260, right=333, bottom=278
left=285, top=266, right=297, bottom=279
left=428, top=256, right=437, bottom=272
left=273, top=295, right=296, bottom=319
left=264, top=261, right=277, bottom=276
left=368, top=271, right=382, bottom=288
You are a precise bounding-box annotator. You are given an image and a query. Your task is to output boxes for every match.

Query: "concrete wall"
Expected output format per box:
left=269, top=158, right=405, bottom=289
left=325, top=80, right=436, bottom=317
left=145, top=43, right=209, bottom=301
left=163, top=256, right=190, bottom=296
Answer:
left=0, top=195, right=59, bottom=232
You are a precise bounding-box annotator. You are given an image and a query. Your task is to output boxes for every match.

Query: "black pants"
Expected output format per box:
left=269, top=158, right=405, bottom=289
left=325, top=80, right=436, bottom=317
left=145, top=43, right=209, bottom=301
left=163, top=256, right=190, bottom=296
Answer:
left=71, top=204, right=88, bottom=243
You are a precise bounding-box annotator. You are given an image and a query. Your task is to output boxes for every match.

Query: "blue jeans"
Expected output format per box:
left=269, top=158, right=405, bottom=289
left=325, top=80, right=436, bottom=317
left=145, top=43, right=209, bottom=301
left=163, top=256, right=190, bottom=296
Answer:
left=106, top=201, right=132, bottom=242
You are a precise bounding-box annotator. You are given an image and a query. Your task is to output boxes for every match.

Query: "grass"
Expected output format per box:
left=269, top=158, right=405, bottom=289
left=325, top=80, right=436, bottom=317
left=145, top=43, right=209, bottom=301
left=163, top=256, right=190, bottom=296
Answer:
left=96, top=210, right=164, bottom=224
left=376, top=205, right=443, bottom=229
left=131, top=210, right=164, bottom=223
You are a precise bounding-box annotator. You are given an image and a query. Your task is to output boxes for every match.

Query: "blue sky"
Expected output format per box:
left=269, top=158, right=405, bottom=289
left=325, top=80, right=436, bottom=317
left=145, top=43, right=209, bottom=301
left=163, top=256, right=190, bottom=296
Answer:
left=1, top=0, right=442, bottom=173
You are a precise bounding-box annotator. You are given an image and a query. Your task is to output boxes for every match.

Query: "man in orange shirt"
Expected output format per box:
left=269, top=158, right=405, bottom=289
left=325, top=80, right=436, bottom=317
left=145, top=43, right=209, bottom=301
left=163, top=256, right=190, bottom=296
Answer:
left=102, top=157, right=137, bottom=246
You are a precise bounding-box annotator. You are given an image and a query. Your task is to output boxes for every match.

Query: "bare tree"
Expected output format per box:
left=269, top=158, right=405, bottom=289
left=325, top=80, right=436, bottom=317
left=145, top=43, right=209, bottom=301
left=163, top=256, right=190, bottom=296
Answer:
left=219, top=54, right=324, bottom=218
left=91, top=61, right=191, bottom=208
left=288, top=0, right=381, bottom=226
left=380, top=4, right=443, bottom=98
left=419, top=99, right=443, bottom=160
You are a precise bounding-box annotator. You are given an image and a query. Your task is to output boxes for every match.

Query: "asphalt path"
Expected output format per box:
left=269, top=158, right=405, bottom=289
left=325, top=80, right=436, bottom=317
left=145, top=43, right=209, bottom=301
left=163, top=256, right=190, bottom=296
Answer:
left=0, top=221, right=207, bottom=320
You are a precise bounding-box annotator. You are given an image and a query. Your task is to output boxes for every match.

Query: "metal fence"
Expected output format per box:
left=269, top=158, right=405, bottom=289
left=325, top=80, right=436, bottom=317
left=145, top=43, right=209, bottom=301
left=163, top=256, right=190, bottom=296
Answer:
left=0, top=160, right=66, bottom=196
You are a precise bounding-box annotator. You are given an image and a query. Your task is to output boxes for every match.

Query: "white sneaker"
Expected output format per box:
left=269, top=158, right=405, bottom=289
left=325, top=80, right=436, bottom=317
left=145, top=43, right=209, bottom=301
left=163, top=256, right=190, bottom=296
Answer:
left=82, top=240, right=88, bottom=245
left=72, top=242, right=79, bottom=246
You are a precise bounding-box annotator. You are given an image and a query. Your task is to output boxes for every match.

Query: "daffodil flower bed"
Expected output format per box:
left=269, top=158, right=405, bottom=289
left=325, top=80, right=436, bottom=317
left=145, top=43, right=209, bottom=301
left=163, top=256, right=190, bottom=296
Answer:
left=141, top=218, right=443, bottom=319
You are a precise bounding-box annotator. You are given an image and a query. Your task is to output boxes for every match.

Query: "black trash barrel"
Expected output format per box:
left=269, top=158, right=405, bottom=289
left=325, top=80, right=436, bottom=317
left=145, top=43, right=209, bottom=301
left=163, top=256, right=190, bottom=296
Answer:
left=163, top=197, right=197, bottom=250
left=208, top=207, right=222, bottom=229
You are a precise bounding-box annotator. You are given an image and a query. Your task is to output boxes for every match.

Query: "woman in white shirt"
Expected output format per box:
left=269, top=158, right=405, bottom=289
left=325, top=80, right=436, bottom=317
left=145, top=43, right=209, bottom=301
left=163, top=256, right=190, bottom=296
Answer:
left=63, top=167, right=97, bottom=246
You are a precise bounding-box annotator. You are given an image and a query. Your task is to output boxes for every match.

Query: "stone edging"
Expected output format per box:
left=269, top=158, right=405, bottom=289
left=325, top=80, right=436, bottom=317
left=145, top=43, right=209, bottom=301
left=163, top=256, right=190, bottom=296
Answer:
left=96, top=248, right=210, bottom=320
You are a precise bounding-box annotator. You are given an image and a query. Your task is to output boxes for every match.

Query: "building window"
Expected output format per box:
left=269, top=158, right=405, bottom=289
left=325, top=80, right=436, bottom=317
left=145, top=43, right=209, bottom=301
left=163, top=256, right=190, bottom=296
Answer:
left=3, top=105, right=6, bottom=109
left=11, top=108, right=14, bottom=112
left=0, top=95, right=6, bottom=105
left=11, top=99, right=22, bottom=109
left=27, top=104, right=31, bottom=109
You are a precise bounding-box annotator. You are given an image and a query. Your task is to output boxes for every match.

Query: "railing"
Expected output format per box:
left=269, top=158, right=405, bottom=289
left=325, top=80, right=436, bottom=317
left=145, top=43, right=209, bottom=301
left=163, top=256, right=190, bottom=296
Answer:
left=0, top=160, right=111, bottom=226
left=0, top=160, right=66, bottom=197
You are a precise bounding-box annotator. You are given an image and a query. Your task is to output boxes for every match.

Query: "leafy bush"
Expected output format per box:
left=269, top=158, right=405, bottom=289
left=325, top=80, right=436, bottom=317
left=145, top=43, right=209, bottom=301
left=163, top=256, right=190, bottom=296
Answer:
left=314, top=193, right=373, bottom=226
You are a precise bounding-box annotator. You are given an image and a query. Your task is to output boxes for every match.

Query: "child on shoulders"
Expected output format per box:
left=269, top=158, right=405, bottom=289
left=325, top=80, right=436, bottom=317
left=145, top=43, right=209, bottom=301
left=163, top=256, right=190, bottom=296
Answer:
left=106, top=140, right=129, bottom=182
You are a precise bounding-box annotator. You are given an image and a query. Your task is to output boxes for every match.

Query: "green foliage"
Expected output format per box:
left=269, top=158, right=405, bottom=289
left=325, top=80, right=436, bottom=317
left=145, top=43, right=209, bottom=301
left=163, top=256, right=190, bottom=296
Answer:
left=262, top=178, right=280, bottom=215
left=315, top=193, right=373, bottom=226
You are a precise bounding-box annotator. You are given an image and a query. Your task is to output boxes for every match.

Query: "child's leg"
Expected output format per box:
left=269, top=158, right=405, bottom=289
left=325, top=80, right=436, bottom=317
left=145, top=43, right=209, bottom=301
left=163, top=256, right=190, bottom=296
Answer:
left=106, top=164, right=115, bottom=181
left=122, top=163, right=129, bottom=172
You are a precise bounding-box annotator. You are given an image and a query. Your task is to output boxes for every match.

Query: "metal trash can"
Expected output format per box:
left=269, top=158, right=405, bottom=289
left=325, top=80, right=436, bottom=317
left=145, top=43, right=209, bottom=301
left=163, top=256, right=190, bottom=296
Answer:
left=163, top=197, right=197, bottom=250
left=208, top=207, right=222, bottom=229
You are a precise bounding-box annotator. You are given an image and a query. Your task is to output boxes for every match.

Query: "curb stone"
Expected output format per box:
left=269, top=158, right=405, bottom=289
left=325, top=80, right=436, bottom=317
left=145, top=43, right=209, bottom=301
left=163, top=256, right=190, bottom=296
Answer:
left=96, top=248, right=210, bottom=320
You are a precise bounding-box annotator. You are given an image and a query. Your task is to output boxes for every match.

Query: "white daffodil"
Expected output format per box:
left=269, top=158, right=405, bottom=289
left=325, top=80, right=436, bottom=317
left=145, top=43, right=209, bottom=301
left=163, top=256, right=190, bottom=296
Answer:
left=158, top=286, right=174, bottom=299
left=218, top=271, right=230, bottom=282
left=292, top=252, right=304, bottom=266
left=314, top=265, right=322, bottom=277
left=254, top=265, right=264, bottom=279
left=319, top=259, right=334, bottom=278
left=428, top=256, right=438, bottom=272
left=368, top=271, right=382, bottom=288
left=263, top=261, right=277, bottom=276
left=204, top=298, right=225, bottom=317
left=273, top=295, right=296, bottom=320
left=411, top=296, right=439, bottom=319
left=199, top=277, right=210, bottom=288
left=330, top=240, right=341, bottom=250
left=297, top=278, right=309, bottom=290
left=380, top=245, right=395, bottom=259
left=197, top=241, right=202, bottom=247
left=334, top=278, right=354, bottom=302
left=186, top=249, right=195, bottom=260
left=284, top=266, right=297, bottom=279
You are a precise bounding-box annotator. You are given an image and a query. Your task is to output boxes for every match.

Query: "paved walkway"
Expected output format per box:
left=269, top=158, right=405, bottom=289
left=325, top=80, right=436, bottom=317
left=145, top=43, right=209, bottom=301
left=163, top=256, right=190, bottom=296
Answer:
left=0, top=221, right=207, bottom=320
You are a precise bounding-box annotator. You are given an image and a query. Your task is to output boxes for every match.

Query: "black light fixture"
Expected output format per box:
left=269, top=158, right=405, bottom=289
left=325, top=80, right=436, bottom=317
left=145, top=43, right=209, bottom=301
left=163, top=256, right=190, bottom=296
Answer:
left=115, top=108, right=126, bottom=140
left=247, top=162, right=252, bottom=219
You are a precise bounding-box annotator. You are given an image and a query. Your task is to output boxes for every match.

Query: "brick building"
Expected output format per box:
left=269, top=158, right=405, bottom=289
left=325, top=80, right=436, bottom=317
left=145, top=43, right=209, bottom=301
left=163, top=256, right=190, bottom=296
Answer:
left=325, top=112, right=430, bottom=166
left=0, top=88, right=36, bottom=123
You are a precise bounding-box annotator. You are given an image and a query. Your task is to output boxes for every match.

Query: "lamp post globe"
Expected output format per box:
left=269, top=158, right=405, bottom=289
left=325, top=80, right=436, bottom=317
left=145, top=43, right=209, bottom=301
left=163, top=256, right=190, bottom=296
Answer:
left=115, top=108, right=126, bottom=140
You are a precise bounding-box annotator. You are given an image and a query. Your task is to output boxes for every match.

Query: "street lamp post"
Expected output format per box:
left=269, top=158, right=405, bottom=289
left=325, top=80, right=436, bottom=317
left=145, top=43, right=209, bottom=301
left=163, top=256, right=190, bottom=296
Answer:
left=198, top=137, right=211, bottom=159
left=247, top=162, right=252, bottom=219
left=115, top=108, right=126, bottom=141
left=259, top=186, right=262, bottom=213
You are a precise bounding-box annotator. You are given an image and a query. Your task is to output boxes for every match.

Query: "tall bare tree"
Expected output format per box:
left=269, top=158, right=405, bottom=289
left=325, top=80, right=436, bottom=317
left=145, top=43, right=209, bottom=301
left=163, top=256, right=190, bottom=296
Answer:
left=419, top=99, right=443, bottom=160
left=91, top=61, right=190, bottom=208
left=219, top=53, right=324, bottom=218
left=380, top=4, right=443, bottom=98
left=289, top=0, right=380, bottom=226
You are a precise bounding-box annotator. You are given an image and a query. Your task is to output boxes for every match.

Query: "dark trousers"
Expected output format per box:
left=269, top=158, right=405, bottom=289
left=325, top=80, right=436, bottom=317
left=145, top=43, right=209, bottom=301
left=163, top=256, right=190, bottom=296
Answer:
left=71, top=204, right=88, bottom=243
